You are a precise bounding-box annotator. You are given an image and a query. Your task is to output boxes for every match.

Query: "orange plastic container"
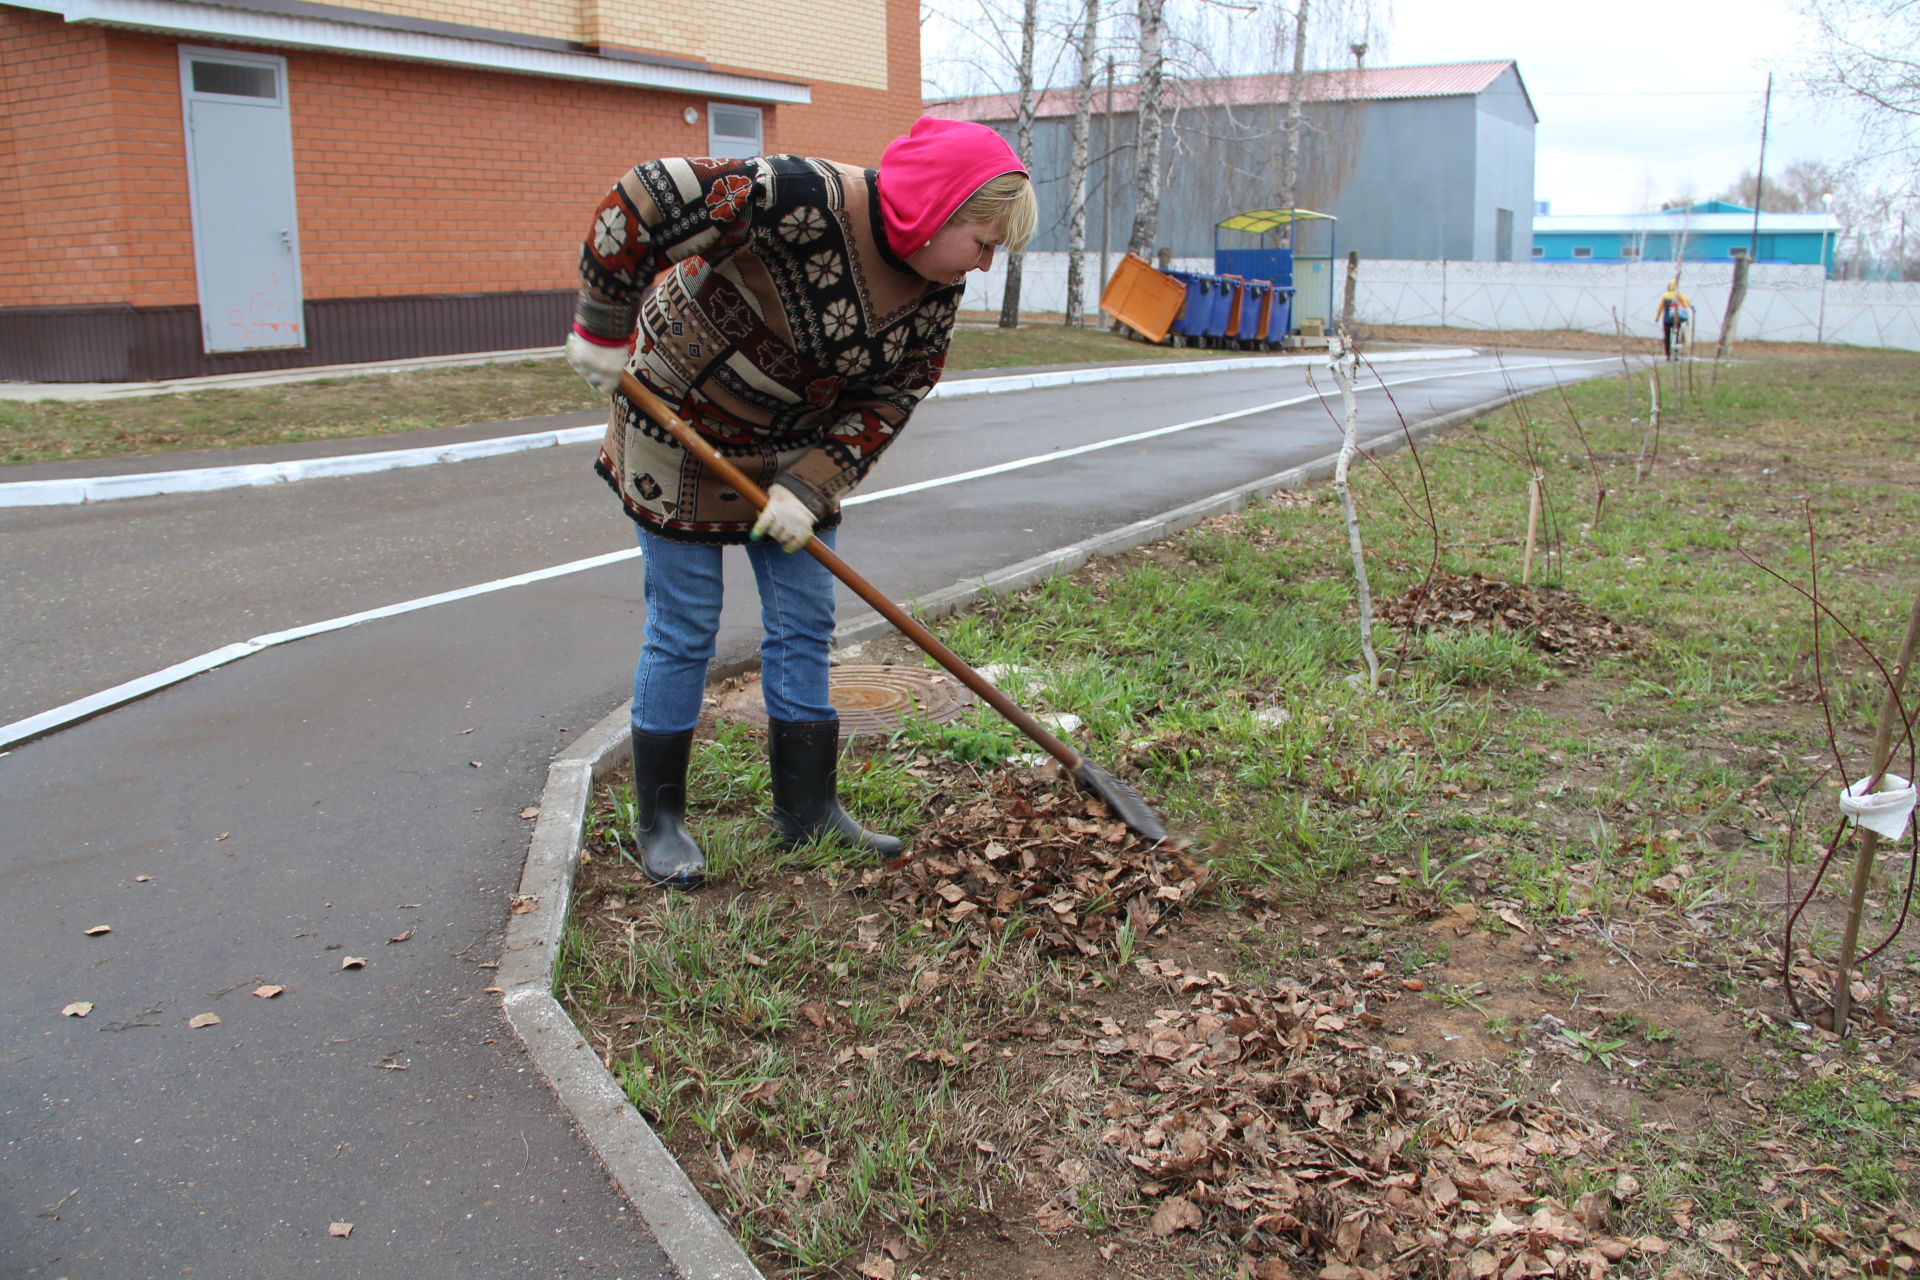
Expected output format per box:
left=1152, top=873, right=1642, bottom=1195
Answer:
left=1099, top=252, right=1186, bottom=344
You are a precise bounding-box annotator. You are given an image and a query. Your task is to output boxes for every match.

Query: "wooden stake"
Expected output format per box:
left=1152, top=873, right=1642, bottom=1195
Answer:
left=1522, top=476, right=1543, bottom=587
left=1831, top=581, right=1920, bottom=1028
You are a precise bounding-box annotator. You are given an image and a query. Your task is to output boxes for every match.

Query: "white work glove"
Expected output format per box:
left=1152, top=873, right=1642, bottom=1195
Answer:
left=565, top=330, right=628, bottom=392
left=750, top=483, right=815, bottom=552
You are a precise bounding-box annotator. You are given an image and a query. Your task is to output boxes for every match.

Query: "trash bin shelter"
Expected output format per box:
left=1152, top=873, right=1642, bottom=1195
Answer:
left=1214, top=208, right=1337, bottom=339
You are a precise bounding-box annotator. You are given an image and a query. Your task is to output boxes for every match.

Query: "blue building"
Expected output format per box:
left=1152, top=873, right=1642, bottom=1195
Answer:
left=1532, top=201, right=1841, bottom=274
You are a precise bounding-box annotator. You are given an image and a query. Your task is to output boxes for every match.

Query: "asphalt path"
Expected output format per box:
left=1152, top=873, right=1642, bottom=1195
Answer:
left=0, top=348, right=1624, bottom=1278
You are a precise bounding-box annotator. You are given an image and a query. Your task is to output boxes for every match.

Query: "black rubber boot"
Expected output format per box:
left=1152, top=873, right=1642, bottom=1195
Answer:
left=629, top=729, right=705, bottom=888
left=767, top=719, right=904, bottom=856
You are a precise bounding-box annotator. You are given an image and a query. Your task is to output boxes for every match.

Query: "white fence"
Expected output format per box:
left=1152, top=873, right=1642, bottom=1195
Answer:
left=973, top=253, right=1920, bottom=352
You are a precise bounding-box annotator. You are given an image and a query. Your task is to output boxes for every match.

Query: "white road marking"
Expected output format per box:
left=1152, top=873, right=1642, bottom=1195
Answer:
left=1, top=354, right=1623, bottom=749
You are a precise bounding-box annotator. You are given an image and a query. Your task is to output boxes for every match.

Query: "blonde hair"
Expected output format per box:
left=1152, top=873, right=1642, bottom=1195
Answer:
left=953, top=173, right=1037, bottom=253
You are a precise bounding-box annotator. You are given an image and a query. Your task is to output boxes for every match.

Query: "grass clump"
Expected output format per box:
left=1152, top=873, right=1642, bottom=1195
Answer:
left=557, top=348, right=1920, bottom=1280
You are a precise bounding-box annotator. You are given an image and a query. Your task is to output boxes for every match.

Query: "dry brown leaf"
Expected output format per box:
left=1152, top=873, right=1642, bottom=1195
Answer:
left=1149, top=1195, right=1205, bottom=1235
left=519, top=807, right=540, bottom=819
left=387, top=928, right=414, bottom=944
left=82, top=924, right=111, bottom=936
left=62, top=1001, right=92, bottom=1017
left=187, top=1012, right=220, bottom=1028
left=253, top=985, right=284, bottom=999
left=134, top=875, right=153, bottom=882
left=508, top=895, right=539, bottom=914
left=856, top=1254, right=896, bottom=1280
left=328, top=1222, right=353, bottom=1238
left=340, top=956, right=367, bottom=969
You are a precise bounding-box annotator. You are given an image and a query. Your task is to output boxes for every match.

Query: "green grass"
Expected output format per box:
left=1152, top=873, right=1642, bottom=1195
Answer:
left=0, top=322, right=1228, bottom=465
left=553, top=347, right=1920, bottom=1279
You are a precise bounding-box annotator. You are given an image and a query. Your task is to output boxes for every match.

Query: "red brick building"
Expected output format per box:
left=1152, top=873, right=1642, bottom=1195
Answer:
left=0, top=0, right=922, bottom=380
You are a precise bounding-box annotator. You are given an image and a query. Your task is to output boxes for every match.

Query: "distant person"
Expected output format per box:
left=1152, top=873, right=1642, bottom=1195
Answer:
left=1655, top=279, right=1692, bottom=360
left=563, top=118, right=1036, bottom=889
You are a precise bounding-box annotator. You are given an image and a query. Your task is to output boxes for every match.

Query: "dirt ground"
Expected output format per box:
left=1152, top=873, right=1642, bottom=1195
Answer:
left=570, top=602, right=1920, bottom=1279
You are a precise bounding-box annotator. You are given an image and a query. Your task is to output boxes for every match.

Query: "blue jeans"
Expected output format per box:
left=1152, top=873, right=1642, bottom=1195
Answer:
left=631, top=523, right=840, bottom=734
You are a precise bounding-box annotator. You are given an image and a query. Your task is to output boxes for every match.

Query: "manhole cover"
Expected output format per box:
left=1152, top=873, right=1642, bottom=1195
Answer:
left=714, top=664, right=974, bottom=734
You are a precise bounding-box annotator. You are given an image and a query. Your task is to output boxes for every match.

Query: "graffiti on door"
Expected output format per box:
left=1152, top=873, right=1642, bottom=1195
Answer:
left=224, top=270, right=303, bottom=346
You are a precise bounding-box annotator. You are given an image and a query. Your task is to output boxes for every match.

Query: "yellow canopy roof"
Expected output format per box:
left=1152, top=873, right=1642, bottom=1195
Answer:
left=1215, top=208, right=1336, bottom=233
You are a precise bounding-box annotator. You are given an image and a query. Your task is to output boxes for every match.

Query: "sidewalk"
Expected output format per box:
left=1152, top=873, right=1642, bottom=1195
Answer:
left=0, top=347, right=1475, bottom=507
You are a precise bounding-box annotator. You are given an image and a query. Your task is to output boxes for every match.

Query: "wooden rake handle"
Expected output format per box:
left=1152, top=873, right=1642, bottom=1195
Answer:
left=615, top=371, right=1084, bottom=772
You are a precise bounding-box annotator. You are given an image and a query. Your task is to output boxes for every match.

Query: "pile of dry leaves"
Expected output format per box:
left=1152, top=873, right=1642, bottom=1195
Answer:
left=857, top=765, right=1205, bottom=957
left=1081, top=967, right=1664, bottom=1278
left=1379, top=572, right=1637, bottom=662
left=853, top=765, right=1663, bottom=1278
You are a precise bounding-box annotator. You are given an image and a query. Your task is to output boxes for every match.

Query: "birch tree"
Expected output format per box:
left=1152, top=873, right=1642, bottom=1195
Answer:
left=1064, top=0, right=1102, bottom=325
left=1328, top=334, right=1378, bottom=686
left=998, top=0, right=1041, bottom=328
left=1125, top=0, right=1169, bottom=258
left=1277, top=0, right=1309, bottom=233
left=1793, top=0, right=1920, bottom=175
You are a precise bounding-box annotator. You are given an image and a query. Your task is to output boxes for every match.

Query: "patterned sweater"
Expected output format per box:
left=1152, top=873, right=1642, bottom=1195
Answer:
left=576, top=154, right=964, bottom=544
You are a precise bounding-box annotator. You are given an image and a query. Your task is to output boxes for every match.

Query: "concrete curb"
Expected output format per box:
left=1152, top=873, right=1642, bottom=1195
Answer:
left=503, top=388, right=1518, bottom=1280
left=500, top=705, right=767, bottom=1280
left=0, top=349, right=1475, bottom=508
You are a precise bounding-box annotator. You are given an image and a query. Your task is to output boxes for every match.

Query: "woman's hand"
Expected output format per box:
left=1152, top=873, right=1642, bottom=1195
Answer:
left=565, top=330, right=628, bottom=392
left=751, top=484, right=815, bottom=552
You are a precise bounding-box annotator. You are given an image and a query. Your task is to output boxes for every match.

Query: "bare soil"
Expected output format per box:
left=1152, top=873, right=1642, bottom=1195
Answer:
left=570, top=598, right=1920, bottom=1278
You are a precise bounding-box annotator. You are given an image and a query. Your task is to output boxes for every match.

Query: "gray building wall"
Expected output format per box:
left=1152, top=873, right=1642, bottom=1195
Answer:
left=1335, top=95, right=1479, bottom=261
left=967, top=73, right=1535, bottom=267
left=1471, top=66, right=1538, bottom=262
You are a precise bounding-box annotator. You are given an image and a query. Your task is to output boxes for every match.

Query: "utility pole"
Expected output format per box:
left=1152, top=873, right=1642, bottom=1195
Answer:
left=1748, top=73, right=1772, bottom=263
left=1722, top=74, right=1773, bottom=360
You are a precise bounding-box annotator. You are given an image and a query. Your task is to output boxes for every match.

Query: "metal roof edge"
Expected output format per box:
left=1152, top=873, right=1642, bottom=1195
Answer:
left=33, top=0, right=810, bottom=103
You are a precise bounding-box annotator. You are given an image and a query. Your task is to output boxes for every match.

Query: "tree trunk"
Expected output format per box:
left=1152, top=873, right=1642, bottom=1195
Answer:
left=1329, top=336, right=1379, bottom=686
left=997, top=0, right=1039, bottom=329
left=1278, top=0, right=1309, bottom=243
left=1715, top=253, right=1749, bottom=360
left=1064, top=0, right=1100, bottom=327
left=1125, top=0, right=1167, bottom=259
left=1340, top=249, right=1358, bottom=332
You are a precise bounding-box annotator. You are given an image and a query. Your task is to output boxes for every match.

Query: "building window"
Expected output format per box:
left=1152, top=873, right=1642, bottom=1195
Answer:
left=190, top=59, right=278, bottom=99
left=1620, top=245, right=1641, bottom=259
left=708, top=104, right=762, bottom=159
left=1531, top=245, right=1544, bottom=258
left=1572, top=246, right=1593, bottom=259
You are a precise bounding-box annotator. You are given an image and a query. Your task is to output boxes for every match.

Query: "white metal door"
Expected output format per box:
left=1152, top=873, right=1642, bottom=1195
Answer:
left=179, top=48, right=305, bottom=353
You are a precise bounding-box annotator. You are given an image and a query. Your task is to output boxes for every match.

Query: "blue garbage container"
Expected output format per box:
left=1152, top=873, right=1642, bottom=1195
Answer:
left=1267, top=288, right=1295, bottom=348
left=1164, top=272, right=1215, bottom=345
left=1238, top=279, right=1271, bottom=345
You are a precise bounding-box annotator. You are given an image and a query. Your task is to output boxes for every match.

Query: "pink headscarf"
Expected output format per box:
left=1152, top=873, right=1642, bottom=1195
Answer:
left=876, top=117, right=1026, bottom=259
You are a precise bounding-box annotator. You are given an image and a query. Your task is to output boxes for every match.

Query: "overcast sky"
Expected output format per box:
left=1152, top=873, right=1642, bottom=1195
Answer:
left=923, top=0, right=1852, bottom=216
left=1380, top=0, right=1839, bottom=213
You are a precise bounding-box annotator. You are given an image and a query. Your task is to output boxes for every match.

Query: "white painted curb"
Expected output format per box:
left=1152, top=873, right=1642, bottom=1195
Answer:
left=0, top=350, right=1476, bottom=508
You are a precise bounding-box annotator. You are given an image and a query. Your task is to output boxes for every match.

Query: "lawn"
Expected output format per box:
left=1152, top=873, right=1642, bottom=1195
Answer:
left=557, top=346, right=1920, bottom=1279
left=0, top=322, right=1230, bottom=466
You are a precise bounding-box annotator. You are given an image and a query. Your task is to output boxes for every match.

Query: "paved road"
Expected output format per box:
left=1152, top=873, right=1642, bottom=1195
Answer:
left=0, top=348, right=1626, bottom=1278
